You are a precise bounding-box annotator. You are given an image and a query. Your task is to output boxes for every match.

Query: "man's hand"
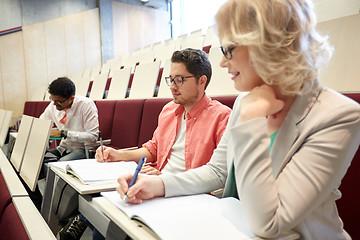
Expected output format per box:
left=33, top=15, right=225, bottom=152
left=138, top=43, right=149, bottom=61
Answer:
left=50, top=129, right=61, bottom=138
left=95, top=146, right=120, bottom=162
left=117, top=174, right=165, bottom=204
left=140, top=165, right=162, bottom=175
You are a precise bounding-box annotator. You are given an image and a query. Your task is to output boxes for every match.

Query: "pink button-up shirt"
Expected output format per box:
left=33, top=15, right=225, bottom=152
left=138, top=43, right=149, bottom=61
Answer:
left=143, top=94, right=231, bottom=171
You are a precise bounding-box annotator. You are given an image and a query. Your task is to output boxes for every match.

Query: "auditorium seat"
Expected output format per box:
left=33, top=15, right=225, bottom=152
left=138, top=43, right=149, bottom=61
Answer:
left=336, top=93, right=360, bottom=240
left=156, top=59, right=172, bottom=98
left=206, top=46, right=240, bottom=96
left=89, top=73, right=108, bottom=100
left=107, top=67, right=132, bottom=100
left=138, top=98, right=172, bottom=146
left=0, top=202, right=29, bottom=240
left=109, top=99, right=145, bottom=149
left=0, top=172, right=11, bottom=221
left=128, top=61, right=161, bottom=99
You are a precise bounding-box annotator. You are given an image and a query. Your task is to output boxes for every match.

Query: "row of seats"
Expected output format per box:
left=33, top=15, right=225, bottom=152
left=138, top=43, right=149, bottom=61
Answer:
left=22, top=93, right=360, bottom=239
left=73, top=45, right=237, bottom=102
left=31, top=26, right=233, bottom=102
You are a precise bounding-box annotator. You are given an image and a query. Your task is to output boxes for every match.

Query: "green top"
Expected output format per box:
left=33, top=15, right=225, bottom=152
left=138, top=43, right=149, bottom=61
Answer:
left=269, top=130, right=279, bottom=151
left=223, top=130, right=279, bottom=199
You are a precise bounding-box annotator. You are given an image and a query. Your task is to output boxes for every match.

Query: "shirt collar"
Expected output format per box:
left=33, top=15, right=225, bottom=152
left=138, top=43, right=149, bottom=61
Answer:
left=174, top=94, right=211, bottom=119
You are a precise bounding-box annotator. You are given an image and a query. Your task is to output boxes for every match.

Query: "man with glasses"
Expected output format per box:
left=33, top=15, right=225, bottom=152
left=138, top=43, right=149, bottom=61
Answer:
left=63, top=48, right=232, bottom=240
left=95, top=48, right=231, bottom=174
left=40, top=77, right=99, bottom=162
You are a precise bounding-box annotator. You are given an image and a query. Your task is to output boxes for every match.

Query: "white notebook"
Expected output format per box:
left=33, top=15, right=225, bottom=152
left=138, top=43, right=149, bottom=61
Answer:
left=101, top=191, right=256, bottom=240
left=49, top=159, right=137, bottom=184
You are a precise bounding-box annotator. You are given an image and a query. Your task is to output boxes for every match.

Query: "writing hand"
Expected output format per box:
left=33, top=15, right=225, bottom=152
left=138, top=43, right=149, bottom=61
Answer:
left=95, top=146, right=117, bottom=162
left=117, top=174, right=165, bottom=204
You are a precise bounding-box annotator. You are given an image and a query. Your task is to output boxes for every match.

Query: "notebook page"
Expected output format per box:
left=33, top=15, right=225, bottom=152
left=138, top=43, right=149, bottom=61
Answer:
left=101, top=191, right=256, bottom=240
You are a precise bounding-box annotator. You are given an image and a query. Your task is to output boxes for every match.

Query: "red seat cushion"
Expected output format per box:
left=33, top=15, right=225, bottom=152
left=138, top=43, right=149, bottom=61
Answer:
left=337, top=93, right=360, bottom=239
left=0, top=203, right=29, bottom=240
left=95, top=100, right=116, bottom=140
left=138, top=98, right=172, bottom=147
left=110, top=99, right=145, bottom=149
left=0, top=173, right=11, bottom=221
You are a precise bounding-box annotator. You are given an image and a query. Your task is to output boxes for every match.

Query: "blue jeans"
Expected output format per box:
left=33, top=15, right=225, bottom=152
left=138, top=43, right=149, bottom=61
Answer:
left=78, top=213, right=105, bottom=240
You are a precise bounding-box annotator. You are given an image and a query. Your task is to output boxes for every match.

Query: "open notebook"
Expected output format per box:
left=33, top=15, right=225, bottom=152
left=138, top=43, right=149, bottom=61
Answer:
left=49, top=159, right=137, bottom=184
left=101, top=191, right=256, bottom=240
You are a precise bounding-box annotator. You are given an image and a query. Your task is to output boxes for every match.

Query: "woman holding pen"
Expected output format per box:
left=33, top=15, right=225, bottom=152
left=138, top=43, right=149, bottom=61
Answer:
left=117, top=0, right=360, bottom=239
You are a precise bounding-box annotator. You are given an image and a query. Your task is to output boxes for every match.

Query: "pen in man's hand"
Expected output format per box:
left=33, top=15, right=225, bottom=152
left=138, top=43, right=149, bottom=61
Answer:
left=98, top=131, right=104, bottom=160
left=123, top=156, right=146, bottom=201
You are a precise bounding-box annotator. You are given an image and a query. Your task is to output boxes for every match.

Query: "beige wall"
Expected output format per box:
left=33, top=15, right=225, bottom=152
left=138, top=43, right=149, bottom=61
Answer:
left=0, top=8, right=101, bottom=118
left=317, top=14, right=360, bottom=92
left=112, top=1, right=170, bottom=58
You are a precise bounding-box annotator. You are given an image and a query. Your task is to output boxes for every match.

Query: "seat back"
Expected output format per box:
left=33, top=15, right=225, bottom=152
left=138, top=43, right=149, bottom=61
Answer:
left=95, top=100, right=116, bottom=140
left=0, top=203, right=29, bottom=240
left=157, top=59, right=172, bottom=98
left=20, top=118, right=52, bottom=191
left=128, top=61, right=161, bottom=99
left=107, top=67, right=132, bottom=100
left=0, top=173, right=11, bottom=222
left=138, top=98, right=172, bottom=147
left=10, top=115, right=34, bottom=172
left=337, top=93, right=360, bottom=240
left=206, top=46, right=240, bottom=97
left=89, top=73, right=108, bottom=100
left=0, top=110, right=12, bottom=147
left=110, top=99, right=145, bottom=149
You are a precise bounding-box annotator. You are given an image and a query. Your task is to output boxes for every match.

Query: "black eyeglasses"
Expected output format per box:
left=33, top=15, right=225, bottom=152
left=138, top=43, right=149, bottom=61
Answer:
left=165, top=75, right=195, bottom=87
left=220, top=45, right=237, bottom=60
left=49, top=97, right=67, bottom=105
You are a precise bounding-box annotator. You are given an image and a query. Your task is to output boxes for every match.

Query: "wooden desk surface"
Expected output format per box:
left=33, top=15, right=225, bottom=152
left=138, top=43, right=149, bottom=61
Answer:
left=13, top=196, right=56, bottom=240
left=51, top=166, right=118, bottom=195
left=93, top=196, right=300, bottom=240
left=0, top=150, right=28, bottom=197
left=93, top=197, right=160, bottom=240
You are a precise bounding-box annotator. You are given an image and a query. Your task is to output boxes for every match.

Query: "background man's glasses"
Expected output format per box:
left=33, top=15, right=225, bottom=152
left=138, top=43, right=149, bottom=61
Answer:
left=165, top=75, right=195, bottom=87
left=49, top=97, right=67, bottom=105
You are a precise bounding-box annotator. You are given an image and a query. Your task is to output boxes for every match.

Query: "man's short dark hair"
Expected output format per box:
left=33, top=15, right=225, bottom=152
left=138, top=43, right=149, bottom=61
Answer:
left=171, top=48, right=212, bottom=89
left=48, top=77, right=76, bottom=99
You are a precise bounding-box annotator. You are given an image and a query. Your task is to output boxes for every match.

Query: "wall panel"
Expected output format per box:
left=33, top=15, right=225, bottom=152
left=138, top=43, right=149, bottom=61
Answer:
left=112, top=2, right=170, bottom=57
left=45, top=18, right=67, bottom=81
left=0, top=32, right=27, bottom=116
left=112, top=2, right=129, bottom=58
left=65, top=12, right=85, bottom=76
left=317, top=14, right=360, bottom=92
left=23, top=23, right=48, bottom=101
left=83, top=8, right=101, bottom=70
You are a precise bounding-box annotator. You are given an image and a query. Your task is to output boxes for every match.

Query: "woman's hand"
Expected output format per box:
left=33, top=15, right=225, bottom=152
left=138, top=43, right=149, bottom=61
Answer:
left=117, top=174, right=165, bottom=204
left=239, top=85, right=284, bottom=122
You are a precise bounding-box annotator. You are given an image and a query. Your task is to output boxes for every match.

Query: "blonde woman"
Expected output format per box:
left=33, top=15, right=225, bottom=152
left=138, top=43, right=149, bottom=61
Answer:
left=117, top=0, right=360, bottom=238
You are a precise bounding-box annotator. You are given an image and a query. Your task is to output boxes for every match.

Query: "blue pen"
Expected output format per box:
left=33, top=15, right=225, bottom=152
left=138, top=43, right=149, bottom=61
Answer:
left=123, top=156, right=146, bottom=201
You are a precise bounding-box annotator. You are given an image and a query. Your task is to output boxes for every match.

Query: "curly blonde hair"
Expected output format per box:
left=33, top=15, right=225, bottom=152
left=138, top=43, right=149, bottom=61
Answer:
left=216, top=0, right=333, bottom=95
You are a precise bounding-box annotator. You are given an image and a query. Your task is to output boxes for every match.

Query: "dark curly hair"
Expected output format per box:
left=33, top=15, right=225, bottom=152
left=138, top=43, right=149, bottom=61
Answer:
left=171, top=48, right=212, bottom=89
left=48, top=77, right=76, bottom=99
